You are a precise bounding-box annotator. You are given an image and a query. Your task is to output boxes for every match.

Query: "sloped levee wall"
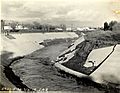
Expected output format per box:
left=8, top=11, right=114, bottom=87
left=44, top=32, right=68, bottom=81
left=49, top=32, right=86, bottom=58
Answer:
left=55, top=34, right=120, bottom=84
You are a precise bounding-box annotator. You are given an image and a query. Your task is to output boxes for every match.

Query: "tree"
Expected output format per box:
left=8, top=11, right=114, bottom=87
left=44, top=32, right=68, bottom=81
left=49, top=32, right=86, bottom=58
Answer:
left=60, top=24, right=66, bottom=31
left=104, top=22, right=109, bottom=31
left=109, top=21, right=117, bottom=31
left=112, top=22, right=120, bottom=31
left=21, top=23, right=25, bottom=30
left=49, top=25, right=55, bottom=31
left=33, top=21, right=40, bottom=29
left=10, top=22, right=17, bottom=31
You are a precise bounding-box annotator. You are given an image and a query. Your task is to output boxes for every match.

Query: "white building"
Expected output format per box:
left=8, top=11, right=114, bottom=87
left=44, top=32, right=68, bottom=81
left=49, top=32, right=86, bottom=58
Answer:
left=16, top=25, right=29, bottom=30
left=4, top=26, right=12, bottom=30
left=55, top=28, right=63, bottom=31
left=4, top=25, right=29, bottom=30
left=16, top=25, right=23, bottom=30
left=66, top=27, right=72, bottom=31
left=77, top=27, right=95, bottom=31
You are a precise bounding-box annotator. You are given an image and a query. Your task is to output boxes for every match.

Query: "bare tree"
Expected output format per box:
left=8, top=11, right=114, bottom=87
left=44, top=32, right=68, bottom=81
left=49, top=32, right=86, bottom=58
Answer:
left=109, top=21, right=117, bottom=31
left=60, top=24, right=66, bottom=31
left=33, top=21, right=40, bottom=29
left=10, top=22, right=17, bottom=31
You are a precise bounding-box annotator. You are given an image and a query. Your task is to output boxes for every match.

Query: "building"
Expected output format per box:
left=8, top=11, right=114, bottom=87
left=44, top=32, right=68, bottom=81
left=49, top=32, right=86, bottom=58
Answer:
left=4, top=26, right=12, bottom=30
left=77, top=27, right=95, bottom=31
left=66, top=27, right=72, bottom=31
left=55, top=28, right=63, bottom=31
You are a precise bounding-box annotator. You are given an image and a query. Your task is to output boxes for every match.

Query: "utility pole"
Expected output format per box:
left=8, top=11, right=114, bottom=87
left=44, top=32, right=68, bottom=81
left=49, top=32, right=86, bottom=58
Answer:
left=1, top=20, right=5, bottom=31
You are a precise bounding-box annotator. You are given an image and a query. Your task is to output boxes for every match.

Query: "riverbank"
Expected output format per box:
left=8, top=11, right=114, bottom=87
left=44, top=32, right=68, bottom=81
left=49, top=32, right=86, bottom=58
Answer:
left=0, top=52, right=32, bottom=91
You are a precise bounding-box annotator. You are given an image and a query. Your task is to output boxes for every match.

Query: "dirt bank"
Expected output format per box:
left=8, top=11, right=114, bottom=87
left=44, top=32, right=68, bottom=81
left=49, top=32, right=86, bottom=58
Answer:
left=0, top=51, right=32, bottom=91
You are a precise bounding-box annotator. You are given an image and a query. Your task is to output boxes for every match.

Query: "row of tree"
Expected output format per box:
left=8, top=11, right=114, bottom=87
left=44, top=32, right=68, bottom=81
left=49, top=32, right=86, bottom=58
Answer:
left=2, top=20, right=67, bottom=32
left=104, top=21, right=118, bottom=31
left=31, top=21, right=66, bottom=31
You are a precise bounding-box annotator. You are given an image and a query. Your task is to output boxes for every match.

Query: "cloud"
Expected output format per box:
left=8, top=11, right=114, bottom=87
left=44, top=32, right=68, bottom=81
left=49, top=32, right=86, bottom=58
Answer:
left=1, top=0, right=120, bottom=26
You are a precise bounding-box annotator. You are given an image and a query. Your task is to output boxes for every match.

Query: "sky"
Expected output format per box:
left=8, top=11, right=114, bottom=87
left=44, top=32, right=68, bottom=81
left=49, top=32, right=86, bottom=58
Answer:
left=1, top=0, right=120, bottom=27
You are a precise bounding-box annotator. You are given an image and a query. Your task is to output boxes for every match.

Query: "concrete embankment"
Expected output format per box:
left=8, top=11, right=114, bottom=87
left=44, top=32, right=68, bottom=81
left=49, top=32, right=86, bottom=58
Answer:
left=54, top=31, right=120, bottom=92
left=90, top=45, right=120, bottom=84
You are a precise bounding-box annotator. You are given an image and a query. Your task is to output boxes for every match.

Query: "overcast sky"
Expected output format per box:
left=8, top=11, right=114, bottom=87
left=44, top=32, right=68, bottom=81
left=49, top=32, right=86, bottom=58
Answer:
left=1, top=0, right=120, bottom=27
